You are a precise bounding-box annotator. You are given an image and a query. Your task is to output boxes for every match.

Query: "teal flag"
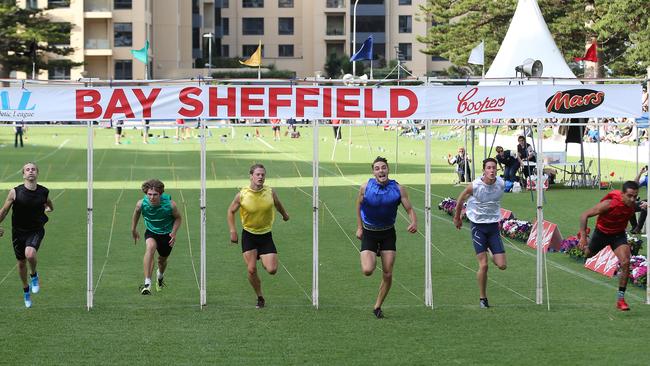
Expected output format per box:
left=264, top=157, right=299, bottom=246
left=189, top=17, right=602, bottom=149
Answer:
left=131, top=40, right=149, bottom=64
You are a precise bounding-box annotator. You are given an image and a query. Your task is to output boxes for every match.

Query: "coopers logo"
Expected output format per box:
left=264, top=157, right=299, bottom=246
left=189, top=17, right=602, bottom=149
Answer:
left=457, top=87, right=506, bottom=116
left=0, top=90, right=36, bottom=118
left=545, top=89, right=604, bottom=114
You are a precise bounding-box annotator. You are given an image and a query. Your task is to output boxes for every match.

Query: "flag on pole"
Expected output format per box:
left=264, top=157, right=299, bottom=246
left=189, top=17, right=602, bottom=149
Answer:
left=240, top=41, right=262, bottom=67
left=350, top=35, right=374, bottom=62
left=131, top=40, right=149, bottom=64
left=467, top=41, right=484, bottom=65
left=574, top=41, right=598, bottom=63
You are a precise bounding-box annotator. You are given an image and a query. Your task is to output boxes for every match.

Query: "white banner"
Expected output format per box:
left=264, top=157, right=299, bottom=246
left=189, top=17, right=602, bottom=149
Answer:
left=0, top=84, right=640, bottom=121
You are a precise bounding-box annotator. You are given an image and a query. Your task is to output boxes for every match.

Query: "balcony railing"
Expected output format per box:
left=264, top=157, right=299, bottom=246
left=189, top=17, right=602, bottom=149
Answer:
left=84, top=0, right=110, bottom=12
left=326, top=28, right=344, bottom=36
left=326, top=0, right=345, bottom=8
left=85, top=39, right=110, bottom=49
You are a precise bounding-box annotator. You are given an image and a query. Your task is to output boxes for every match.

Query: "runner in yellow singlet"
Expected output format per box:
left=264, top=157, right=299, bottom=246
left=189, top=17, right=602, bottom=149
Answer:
left=227, top=164, right=289, bottom=309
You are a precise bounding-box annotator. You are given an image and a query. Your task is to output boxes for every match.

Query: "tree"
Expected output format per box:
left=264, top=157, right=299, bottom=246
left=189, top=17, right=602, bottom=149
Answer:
left=0, top=3, right=77, bottom=78
left=324, top=53, right=365, bottom=79
left=417, top=0, right=650, bottom=78
left=589, top=0, right=650, bottom=77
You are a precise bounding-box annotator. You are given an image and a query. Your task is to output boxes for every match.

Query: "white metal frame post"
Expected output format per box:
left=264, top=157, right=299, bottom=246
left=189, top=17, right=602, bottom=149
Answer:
left=312, top=120, right=320, bottom=308
left=535, top=119, right=545, bottom=305
left=424, top=120, right=433, bottom=307
left=199, top=118, right=207, bottom=307
left=647, top=68, right=650, bottom=304
left=86, top=120, right=94, bottom=310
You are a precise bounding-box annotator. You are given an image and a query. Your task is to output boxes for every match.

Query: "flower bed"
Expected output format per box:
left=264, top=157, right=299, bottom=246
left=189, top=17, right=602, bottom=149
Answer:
left=438, top=197, right=466, bottom=220
left=630, top=255, right=647, bottom=287
left=500, top=219, right=533, bottom=241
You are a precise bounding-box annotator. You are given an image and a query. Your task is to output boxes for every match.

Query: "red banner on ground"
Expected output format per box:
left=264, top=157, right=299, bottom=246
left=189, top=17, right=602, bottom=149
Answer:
left=584, top=246, right=618, bottom=278
left=527, top=220, right=563, bottom=251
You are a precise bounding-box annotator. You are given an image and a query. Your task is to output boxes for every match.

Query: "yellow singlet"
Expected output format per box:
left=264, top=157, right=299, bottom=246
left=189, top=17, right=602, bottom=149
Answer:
left=239, top=186, right=274, bottom=234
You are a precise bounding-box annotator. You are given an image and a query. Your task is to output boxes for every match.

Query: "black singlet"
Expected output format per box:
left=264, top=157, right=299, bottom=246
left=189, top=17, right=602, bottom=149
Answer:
left=12, top=184, right=49, bottom=231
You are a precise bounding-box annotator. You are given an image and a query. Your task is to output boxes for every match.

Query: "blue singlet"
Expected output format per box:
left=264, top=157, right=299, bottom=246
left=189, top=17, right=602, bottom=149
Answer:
left=360, top=178, right=401, bottom=230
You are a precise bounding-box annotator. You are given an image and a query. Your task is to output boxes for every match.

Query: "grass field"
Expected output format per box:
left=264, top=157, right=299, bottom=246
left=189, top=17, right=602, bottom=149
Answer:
left=0, top=124, right=648, bottom=365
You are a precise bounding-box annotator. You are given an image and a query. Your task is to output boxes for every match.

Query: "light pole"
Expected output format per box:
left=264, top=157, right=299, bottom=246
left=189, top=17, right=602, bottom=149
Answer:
left=202, top=32, right=214, bottom=77
left=352, top=0, right=359, bottom=77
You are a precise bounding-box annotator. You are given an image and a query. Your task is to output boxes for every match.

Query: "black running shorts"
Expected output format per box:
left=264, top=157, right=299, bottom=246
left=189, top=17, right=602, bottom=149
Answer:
left=588, top=228, right=628, bottom=255
left=360, top=227, right=396, bottom=256
left=145, top=230, right=174, bottom=257
left=12, top=228, right=45, bottom=260
left=241, top=229, right=277, bottom=258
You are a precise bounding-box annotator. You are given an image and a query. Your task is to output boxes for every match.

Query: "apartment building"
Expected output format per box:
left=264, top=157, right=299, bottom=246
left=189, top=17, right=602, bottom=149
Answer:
left=17, top=0, right=210, bottom=80
left=16, top=0, right=449, bottom=80
left=221, top=0, right=450, bottom=78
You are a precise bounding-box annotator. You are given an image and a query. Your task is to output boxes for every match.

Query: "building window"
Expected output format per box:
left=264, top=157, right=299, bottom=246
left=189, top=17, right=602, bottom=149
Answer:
left=398, top=15, right=411, bottom=33
left=278, top=17, right=293, bottom=35
left=114, top=0, right=132, bottom=9
left=398, top=43, right=412, bottom=61
left=326, top=43, right=344, bottom=58
left=431, top=55, right=447, bottom=61
left=193, top=27, right=200, bottom=49
left=326, top=15, right=344, bottom=35
left=221, top=45, right=230, bottom=57
left=243, top=0, right=263, bottom=7
left=26, top=0, right=38, bottom=9
left=350, top=0, right=382, bottom=4
left=114, top=23, right=133, bottom=47
left=353, top=16, right=385, bottom=33
left=278, top=0, right=293, bottom=7
left=243, top=44, right=264, bottom=57
left=278, top=44, right=294, bottom=57
left=222, top=18, right=229, bottom=36
left=192, top=0, right=199, bottom=14
left=398, top=0, right=411, bottom=4
left=222, top=0, right=229, bottom=8
left=115, top=60, right=133, bottom=79
left=243, top=18, right=264, bottom=35
left=48, top=64, right=70, bottom=80
left=48, top=0, right=70, bottom=8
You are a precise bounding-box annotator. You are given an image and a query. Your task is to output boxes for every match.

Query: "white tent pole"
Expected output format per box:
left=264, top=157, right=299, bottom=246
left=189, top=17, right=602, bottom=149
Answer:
left=348, top=122, right=352, bottom=161
left=633, top=123, right=639, bottom=173
left=535, top=119, right=544, bottom=305
left=484, top=124, right=487, bottom=160
left=464, top=119, right=468, bottom=182
left=471, top=123, right=476, bottom=180
left=330, top=136, right=338, bottom=161
left=424, top=119, right=433, bottom=308
left=312, top=119, right=320, bottom=308
left=646, top=120, right=650, bottom=303
left=646, top=69, right=650, bottom=304
left=199, top=117, right=207, bottom=307
left=395, top=126, right=399, bottom=175
left=86, top=119, right=94, bottom=311
left=597, top=119, right=601, bottom=186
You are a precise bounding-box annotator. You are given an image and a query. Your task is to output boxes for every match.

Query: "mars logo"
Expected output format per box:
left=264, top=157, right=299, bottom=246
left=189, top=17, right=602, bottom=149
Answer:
left=456, top=87, right=506, bottom=116
left=545, top=89, right=604, bottom=114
